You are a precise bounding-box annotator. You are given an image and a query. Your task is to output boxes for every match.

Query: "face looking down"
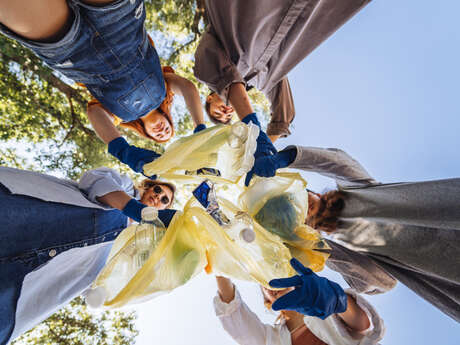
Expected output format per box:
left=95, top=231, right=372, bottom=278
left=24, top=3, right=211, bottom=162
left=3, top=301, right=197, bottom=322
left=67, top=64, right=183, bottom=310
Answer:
left=142, top=112, right=173, bottom=142
left=140, top=183, right=174, bottom=210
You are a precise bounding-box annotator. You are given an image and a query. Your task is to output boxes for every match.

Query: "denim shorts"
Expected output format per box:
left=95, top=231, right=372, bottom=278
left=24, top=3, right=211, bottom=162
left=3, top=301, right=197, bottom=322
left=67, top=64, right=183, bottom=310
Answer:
left=0, top=183, right=127, bottom=344
left=0, top=0, right=166, bottom=121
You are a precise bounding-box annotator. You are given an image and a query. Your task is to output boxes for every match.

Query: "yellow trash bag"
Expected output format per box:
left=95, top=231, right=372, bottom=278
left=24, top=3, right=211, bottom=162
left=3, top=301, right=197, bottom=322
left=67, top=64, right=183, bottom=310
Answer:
left=86, top=210, right=206, bottom=309
left=143, top=122, right=259, bottom=182
left=186, top=197, right=294, bottom=287
left=87, top=199, right=294, bottom=309
left=239, top=172, right=330, bottom=272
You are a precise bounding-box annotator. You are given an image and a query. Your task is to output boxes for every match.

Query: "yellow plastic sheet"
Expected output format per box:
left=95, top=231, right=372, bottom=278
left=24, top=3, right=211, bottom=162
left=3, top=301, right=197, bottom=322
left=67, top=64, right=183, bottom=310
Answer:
left=143, top=122, right=259, bottom=182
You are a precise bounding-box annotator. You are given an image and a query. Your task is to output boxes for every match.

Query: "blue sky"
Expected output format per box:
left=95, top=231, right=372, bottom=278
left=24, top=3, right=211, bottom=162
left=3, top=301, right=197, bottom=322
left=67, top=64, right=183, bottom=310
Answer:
left=133, top=0, right=460, bottom=344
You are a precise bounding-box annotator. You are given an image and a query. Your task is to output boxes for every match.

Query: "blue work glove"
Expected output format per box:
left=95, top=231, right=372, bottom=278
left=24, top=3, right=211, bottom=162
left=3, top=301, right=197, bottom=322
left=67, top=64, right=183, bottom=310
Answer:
left=269, top=258, right=348, bottom=319
left=122, top=199, right=177, bottom=226
left=242, top=113, right=278, bottom=186
left=193, top=124, right=207, bottom=133
left=108, top=137, right=160, bottom=177
left=252, top=148, right=297, bottom=177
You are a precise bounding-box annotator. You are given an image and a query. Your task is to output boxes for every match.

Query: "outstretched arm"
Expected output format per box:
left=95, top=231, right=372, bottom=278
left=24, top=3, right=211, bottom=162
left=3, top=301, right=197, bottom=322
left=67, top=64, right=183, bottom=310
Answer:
left=164, top=73, right=205, bottom=129
left=87, top=105, right=121, bottom=144
left=214, top=276, right=277, bottom=345
left=216, top=276, right=235, bottom=303
left=87, top=105, right=160, bottom=176
left=338, top=294, right=370, bottom=332
left=285, top=146, right=379, bottom=187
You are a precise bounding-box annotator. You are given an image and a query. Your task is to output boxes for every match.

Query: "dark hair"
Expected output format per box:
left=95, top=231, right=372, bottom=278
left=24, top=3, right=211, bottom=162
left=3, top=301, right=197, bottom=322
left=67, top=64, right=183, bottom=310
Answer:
left=306, top=190, right=345, bottom=233
left=205, top=92, right=232, bottom=125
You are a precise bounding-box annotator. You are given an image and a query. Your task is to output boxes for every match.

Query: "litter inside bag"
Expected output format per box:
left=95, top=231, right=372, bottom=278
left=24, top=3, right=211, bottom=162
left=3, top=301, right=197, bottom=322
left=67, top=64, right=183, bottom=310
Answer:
left=143, top=122, right=259, bottom=182
left=239, top=173, right=329, bottom=269
left=89, top=195, right=296, bottom=309
left=254, top=193, right=300, bottom=241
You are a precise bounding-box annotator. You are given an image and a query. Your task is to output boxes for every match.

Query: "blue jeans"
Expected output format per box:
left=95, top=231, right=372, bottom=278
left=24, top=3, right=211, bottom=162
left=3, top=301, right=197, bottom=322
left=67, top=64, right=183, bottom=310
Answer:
left=0, top=0, right=165, bottom=121
left=0, top=184, right=127, bottom=344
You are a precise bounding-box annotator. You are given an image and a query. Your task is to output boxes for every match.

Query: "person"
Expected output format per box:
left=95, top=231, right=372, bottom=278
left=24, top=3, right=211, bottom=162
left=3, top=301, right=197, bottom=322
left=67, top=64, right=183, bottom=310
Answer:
left=194, top=0, right=372, bottom=142
left=214, top=259, right=384, bottom=345
left=0, top=0, right=206, bottom=172
left=249, top=145, right=460, bottom=322
left=0, top=166, right=177, bottom=344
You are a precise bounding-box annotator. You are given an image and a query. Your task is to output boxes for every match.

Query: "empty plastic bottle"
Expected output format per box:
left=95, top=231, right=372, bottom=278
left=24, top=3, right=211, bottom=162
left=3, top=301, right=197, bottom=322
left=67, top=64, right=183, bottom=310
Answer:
left=134, top=207, right=166, bottom=270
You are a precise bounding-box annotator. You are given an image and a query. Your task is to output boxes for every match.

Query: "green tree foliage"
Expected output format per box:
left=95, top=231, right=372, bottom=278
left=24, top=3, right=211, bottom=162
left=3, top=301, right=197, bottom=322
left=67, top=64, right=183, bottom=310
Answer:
left=10, top=297, right=138, bottom=345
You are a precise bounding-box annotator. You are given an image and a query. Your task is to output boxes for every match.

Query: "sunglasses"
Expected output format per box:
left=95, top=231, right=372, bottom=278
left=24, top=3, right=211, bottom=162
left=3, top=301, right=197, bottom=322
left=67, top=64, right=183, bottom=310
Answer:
left=152, top=184, right=170, bottom=205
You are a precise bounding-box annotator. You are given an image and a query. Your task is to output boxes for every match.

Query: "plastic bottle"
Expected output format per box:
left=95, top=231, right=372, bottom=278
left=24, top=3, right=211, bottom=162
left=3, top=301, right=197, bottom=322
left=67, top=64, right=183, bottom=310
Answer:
left=193, top=180, right=255, bottom=243
left=225, top=211, right=256, bottom=243
left=85, top=208, right=165, bottom=309
left=133, top=207, right=166, bottom=270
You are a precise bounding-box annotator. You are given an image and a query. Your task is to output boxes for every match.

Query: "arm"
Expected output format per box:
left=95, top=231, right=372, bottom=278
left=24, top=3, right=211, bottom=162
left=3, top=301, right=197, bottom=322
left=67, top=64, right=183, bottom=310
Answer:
left=326, top=240, right=397, bottom=295
left=332, top=289, right=385, bottom=343
left=194, top=29, right=245, bottom=101
left=78, top=167, right=137, bottom=207
left=164, top=73, right=205, bottom=128
left=338, top=294, right=370, bottom=332
left=286, top=146, right=379, bottom=187
left=266, top=78, right=295, bottom=140
left=304, top=289, right=385, bottom=345
left=96, top=190, right=132, bottom=211
left=216, top=276, right=235, bottom=303
left=87, top=104, right=121, bottom=144
left=214, top=277, right=278, bottom=345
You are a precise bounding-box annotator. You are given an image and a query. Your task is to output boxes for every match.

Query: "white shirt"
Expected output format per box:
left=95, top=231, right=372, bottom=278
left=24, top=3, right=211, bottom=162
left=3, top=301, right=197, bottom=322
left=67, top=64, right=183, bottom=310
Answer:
left=1, top=167, right=136, bottom=343
left=214, top=288, right=385, bottom=345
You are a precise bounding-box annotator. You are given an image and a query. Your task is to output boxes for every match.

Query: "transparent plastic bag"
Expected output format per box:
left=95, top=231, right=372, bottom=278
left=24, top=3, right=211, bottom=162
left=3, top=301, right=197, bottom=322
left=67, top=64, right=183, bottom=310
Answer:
left=239, top=172, right=330, bottom=271
left=89, top=211, right=206, bottom=308
left=143, top=122, right=259, bottom=182
left=89, top=196, right=294, bottom=309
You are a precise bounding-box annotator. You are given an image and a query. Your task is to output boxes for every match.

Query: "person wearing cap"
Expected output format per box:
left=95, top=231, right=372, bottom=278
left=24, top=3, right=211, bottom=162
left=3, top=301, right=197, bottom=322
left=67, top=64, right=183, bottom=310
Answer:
left=214, top=259, right=384, bottom=345
left=0, top=166, right=177, bottom=344
left=194, top=0, right=372, bottom=142
left=247, top=145, right=460, bottom=322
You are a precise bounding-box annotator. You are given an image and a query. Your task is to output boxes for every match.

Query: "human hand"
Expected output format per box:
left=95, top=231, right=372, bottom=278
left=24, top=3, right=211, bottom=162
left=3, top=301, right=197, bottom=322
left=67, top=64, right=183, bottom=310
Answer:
left=242, top=113, right=277, bottom=186
left=122, top=199, right=177, bottom=226
left=193, top=123, right=207, bottom=133
left=252, top=155, right=281, bottom=178
left=269, top=258, right=347, bottom=319
left=108, top=137, right=160, bottom=176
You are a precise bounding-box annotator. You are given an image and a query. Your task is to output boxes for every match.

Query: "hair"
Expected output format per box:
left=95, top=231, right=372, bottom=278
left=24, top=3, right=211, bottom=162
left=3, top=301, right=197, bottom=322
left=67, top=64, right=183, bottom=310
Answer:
left=205, top=92, right=232, bottom=125
left=305, top=190, right=346, bottom=233
left=137, top=179, right=176, bottom=207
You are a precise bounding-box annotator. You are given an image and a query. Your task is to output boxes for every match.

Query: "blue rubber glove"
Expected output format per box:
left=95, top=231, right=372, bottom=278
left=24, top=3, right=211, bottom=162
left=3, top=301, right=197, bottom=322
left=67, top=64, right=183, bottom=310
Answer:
left=242, top=113, right=277, bottom=157
left=269, top=258, right=348, bottom=319
left=193, top=124, right=207, bottom=133
left=108, top=137, right=160, bottom=176
left=252, top=148, right=297, bottom=177
left=242, top=113, right=278, bottom=186
left=122, top=199, right=177, bottom=226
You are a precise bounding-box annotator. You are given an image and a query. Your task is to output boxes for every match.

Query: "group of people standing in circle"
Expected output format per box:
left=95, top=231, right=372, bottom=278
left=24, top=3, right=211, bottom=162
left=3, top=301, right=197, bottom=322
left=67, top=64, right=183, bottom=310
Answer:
left=0, top=0, right=458, bottom=344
